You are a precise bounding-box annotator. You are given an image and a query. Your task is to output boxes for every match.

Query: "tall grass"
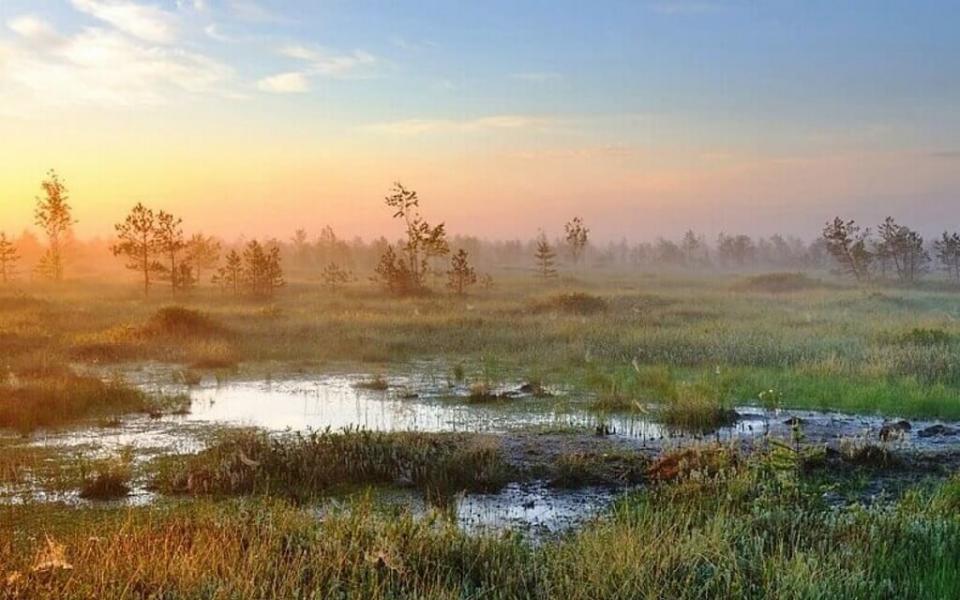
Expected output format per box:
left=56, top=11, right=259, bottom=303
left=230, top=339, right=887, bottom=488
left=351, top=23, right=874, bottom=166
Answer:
left=152, top=428, right=512, bottom=503
left=4, top=457, right=960, bottom=598
left=0, top=372, right=151, bottom=433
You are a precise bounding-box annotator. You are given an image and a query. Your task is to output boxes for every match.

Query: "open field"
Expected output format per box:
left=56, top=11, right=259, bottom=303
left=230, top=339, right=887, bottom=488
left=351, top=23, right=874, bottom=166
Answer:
left=3, top=271, right=960, bottom=598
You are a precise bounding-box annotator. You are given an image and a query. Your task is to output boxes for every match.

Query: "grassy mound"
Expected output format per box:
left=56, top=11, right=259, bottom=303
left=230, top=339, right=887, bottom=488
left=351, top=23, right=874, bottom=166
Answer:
left=734, top=272, right=828, bottom=293
left=153, top=428, right=512, bottom=503
left=532, top=292, right=608, bottom=315
left=143, top=307, right=227, bottom=338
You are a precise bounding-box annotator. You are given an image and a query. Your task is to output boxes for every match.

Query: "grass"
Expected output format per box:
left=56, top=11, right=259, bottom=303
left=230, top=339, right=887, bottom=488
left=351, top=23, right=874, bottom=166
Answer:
left=5, top=274, right=960, bottom=420
left=79, top=453, right=133, bottom=500
left=7, top=273, right=960, bottom=596
left=142, top=306, right=228, bottom=338
left=733, top=272, right=832, bottom=293
left=354, top=374, right=390, bottom=390
left=0, top=372, right=153, bottom=434
left=152, top=428, right=513, bottom=503
left=3, top=450, right=960, bottom=598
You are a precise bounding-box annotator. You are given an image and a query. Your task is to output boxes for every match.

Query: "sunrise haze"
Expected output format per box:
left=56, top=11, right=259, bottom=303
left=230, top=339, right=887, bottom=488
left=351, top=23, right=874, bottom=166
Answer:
left=1, top=0, right=959, bottom=241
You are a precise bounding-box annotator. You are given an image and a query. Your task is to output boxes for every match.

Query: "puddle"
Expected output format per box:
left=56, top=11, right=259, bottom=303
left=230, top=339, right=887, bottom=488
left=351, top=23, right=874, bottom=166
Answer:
left=332, top=481, right=625, bottom=540
left=454, top=482, right=623, bottom=537
left=170, top=376, right=669, bottom=437
left=6, top=370, right=960, bottom=531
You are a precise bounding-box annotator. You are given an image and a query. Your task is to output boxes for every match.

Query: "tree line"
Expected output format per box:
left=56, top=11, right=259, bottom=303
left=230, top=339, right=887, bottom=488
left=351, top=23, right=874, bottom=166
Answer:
left=3, top=171, right=960, bottom=294
left=112, top=203, right=284, bottom=298
left=823, top=217, right=960, bottom=284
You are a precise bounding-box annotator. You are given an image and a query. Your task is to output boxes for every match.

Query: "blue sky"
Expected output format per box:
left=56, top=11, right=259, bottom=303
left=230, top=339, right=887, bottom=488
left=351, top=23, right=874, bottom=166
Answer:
left=1, top=0, right=959, bottom=239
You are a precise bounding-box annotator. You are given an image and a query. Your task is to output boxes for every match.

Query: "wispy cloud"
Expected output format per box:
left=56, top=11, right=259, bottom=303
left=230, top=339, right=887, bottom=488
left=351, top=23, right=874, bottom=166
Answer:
left=7, top=15, right=62, bottom=46
left=255, top=44, right=376, bottom=94
left=70, top=0, right=179, bottom=44
left=2, top=15, right=232, bottom=107
left=361, top=115, right=551, bottom=136
left=279, top=44, right=376, bottom=77
left=510, top=72, right=562, bottom=83
left=256, top=71, right=309, bottom=93
left=203, top=23, right=232, bottom=42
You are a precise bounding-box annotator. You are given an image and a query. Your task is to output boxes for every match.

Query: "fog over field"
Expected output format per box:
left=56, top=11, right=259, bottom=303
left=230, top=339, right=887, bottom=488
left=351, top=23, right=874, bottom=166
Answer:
left=2, top=2, right=960, bottom=599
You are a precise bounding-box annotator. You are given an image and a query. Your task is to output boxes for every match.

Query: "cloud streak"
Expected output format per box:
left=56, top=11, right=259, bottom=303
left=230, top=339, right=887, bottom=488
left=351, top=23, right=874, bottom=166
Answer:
left=279, top=45, right=376, bottom=77
left=256, top=71, right=309, bottom=93
left=361, top=115, right=552, bottom=136
left=70, top=0, right=179, bottom=44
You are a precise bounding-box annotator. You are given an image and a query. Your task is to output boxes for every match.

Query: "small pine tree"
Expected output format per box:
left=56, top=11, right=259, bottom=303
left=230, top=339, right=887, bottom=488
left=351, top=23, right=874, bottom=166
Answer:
left=241, top=240, right=284, bottom=298
left=185, top=234, right=221, bottom=284
left=321, top=262, right=351, bottom=292
left=155, top=211, right=186, bottom=296
left=213, top=250, right=243, bottom=296
left=112, top=203, right=163, bottom=297
left=0, top=233, right=19, bottom=283
left=446, top=249, right=477, bottom=295
left=534, top=232, right=557, bottom=279
left=174, top=262, right=196, bottom=292
left=373, top=244, right=416, bottom=295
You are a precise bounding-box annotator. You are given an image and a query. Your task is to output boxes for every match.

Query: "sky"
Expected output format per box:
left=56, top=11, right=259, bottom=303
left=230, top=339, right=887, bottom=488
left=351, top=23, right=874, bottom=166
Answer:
left=1, top=0, right=959, bottom=242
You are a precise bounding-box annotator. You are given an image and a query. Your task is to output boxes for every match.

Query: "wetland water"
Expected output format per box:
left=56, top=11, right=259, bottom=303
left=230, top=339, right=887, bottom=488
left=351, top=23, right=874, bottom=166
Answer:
left=8, top=370, right=960, bottom=534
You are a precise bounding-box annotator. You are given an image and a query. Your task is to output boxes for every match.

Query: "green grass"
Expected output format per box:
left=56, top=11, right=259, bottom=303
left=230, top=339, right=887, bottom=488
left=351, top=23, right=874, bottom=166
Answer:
left=152, top=428, right=513, bottom=503
left=3, top=451, right=960, bottom=599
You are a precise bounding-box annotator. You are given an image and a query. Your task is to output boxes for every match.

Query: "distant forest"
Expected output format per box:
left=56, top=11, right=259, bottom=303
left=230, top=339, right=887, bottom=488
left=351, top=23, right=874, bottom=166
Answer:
left=2, top=172, right=960, bottom=293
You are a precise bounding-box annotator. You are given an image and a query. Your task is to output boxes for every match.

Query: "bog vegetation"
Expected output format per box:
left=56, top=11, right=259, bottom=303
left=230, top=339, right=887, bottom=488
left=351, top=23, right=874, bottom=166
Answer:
left=4, top=170, right=960, bottom=599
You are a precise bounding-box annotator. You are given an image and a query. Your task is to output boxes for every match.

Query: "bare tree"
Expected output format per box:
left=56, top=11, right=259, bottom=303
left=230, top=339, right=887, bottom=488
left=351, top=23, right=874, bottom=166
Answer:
left=0, top=233, right=19, bottom=283
left=185, top=234, right=221, bottom=283
left=564, top=217, right=589, bottom=264
left=822, top=218, right=872, bottom=282
left=534, top=232, right=557, bottom=279
left=33, top=170, right=74, bottom=282
left=112, top=203, right=163, bottom=297
left=446, top=249, right=477, bottom=295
